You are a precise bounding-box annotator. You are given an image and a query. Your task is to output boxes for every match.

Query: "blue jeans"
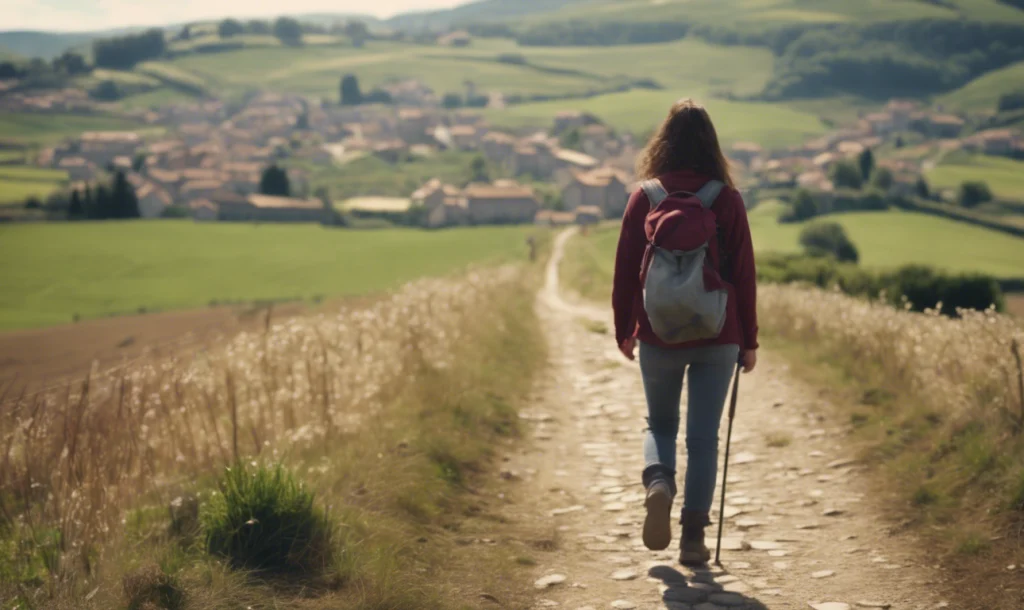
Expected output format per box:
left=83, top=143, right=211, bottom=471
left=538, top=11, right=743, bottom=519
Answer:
left=639, top=342, right=740, bottom=514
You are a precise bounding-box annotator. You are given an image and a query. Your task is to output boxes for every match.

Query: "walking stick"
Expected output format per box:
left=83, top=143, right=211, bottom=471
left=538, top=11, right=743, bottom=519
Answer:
left=714, top=360, right=743, bottom=566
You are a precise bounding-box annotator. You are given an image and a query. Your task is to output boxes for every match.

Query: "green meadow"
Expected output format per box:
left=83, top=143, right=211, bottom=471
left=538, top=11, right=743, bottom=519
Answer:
left=939, top=60, right=1024, bottom=111
left=0, top=222, right=539, bottom=329
left=483, top=89, right=828, bottom=146
left=564, top=203, right=1024, bottom=302
left=0, top=165, right=68, bottom=204
left=0, top=112, right=153, bottom=145
left=925, top=153, right=1024, bottom=202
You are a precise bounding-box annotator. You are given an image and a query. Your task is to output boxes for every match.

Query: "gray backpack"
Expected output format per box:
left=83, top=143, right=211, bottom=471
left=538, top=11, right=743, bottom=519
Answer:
left=639, top=179, right=729, bottom=344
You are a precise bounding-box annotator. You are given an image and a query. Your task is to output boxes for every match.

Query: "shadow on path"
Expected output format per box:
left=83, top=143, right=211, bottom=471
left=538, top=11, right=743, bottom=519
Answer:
left=649, top=565, right=771, bottom=609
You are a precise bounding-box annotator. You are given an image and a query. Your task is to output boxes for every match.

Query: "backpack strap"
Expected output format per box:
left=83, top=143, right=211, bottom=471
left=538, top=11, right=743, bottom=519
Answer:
left=694, top=180, right=725, bottom=209
left=639, top=179, right=670, bottom=210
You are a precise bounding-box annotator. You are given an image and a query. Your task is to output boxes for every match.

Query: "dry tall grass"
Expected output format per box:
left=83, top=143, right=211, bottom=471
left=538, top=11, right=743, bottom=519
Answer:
left=0, top=266, right=526, bottom=606
left=761, top=284, right=1024, bottom=434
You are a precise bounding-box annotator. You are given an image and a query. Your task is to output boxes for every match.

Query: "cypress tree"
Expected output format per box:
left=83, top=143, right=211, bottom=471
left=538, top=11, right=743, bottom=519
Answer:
left=68, top=189, right=84, bottom=219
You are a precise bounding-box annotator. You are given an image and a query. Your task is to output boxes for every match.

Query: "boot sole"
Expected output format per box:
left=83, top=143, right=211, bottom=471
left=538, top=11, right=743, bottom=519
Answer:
left=642, top=489, right=672, bottom=551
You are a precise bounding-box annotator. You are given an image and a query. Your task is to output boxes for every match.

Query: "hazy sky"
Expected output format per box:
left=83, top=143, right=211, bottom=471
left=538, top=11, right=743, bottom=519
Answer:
left=4, top=0, right=474, bottom=32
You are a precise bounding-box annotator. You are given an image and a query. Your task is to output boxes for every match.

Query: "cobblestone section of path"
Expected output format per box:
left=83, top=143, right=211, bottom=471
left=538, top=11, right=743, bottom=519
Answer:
left=500, top=230, right=951, bottom=610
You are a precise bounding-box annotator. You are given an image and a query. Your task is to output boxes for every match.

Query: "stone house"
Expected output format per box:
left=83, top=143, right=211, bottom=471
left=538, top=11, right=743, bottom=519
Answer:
left=574, top=205, right=602, bottom=226
left=179, top=180, right=227, bottom=203
left=189, top=199, right=219, bottom=221
left=136, top=182, right=174, bottom=219
left=481, top=132, right=517, bottom=170
left=513, top=143, right=557, bottom=179
left=463, top=182, right=540, bottom=225
left=58, top=157, right=97, bottom=182
left=561, top=166, right=631, bottom=219
left=217, top=194, right=328, bottom=223
left=78, top=131, right=142, bottom=168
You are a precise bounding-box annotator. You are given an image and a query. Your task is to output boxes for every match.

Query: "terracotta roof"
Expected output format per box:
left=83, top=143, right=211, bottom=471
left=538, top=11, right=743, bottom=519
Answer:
left=80, top=131, right=140, bottom=143
left=180, top=180, right=226, bottom=193
left=555, top=149, right=599, bottom=168
left=575, top=205, right=602, bottom=216
left=58, top=157, right=90, bottom=167
left=247, top=194, right=322, bottom=210
left=463, top=183, right=535, bottom=200
left=189, top=198, right=219, bottom=211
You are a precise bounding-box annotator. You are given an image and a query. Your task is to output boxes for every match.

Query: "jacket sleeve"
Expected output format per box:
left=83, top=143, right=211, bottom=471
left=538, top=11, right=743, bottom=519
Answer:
left=612, top=188, right=650, bottom=346
left=721, top=189, right=759, bottom=351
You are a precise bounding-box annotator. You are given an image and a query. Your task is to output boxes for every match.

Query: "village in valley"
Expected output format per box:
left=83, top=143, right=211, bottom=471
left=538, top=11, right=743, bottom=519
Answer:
left=4, top=63, right=1023, bottom=230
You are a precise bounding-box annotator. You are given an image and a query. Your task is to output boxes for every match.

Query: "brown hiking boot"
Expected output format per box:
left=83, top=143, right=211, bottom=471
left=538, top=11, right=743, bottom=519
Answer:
left=679, top=510, right=711, bottom=567
left=642, top=480, right=673, bottom=551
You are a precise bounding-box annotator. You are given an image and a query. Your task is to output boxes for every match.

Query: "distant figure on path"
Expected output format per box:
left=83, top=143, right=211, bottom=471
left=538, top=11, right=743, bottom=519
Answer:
left=612, top=99, right=759, bottom=566
left=527, top=235, right=537, bottom=262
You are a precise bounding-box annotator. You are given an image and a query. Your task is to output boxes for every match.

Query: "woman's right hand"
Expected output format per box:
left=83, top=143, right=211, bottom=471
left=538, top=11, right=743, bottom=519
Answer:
left=741, top=349, right=757, bottom=373
left=619, top=337, right=637, bottom=361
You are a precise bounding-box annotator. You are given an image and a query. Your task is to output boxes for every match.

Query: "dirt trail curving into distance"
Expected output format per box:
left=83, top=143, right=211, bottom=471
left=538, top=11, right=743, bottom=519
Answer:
left=500, top=229, right=949, bottom=610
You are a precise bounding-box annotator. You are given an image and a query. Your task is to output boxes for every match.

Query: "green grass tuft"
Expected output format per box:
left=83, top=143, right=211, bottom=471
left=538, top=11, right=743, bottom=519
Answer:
left=201, top=463, right=335, bottom=574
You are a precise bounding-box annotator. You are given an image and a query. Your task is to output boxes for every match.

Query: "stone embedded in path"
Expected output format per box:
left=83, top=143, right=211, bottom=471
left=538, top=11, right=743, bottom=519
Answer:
left=520, top=411, right=555, bottom=422
left=822, top=508, right=846, bottom=517
left=768, top=550, right=789, bottom=557
left=602, top=502, right=627, bottom=512
left=534, top=574, right=567, bottom=589
left=610, top=569, right=638, bottom=581
left=796, top=523, right=821, bottom=530
left=855, top=602, right=892, bottom=609
left=827, top=458, right=857, bottom=469
left=750, top=540, right=782, bottom=551
left=610, top=601, right=637, bottom=610
left=772, top=561, right=790, bottom=570
left=732, top=452, right=759, bottom=465
left=812, top=570, right=836, bottom=579
left=809, top=604, right=851, bottom=610
left=535, top=600, right=559, bottom=608
left=600, top=468, right=623, bottom=478
left=551, top=505, right=586, bottom=516
left=730, top=561, right=752, bottom=569
left=736, top=519, right=763, bottom=530
left=718, top=537, right=752, bottom=551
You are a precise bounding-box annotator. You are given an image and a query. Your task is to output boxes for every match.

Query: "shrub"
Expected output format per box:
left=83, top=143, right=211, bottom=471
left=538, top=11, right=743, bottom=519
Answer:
left=958, top=181, right=993, bottom=208
left=122, top=564, right=183, bottom=610
left=871, top=167, right=894, bottom=191
left=202, top=463, right=334, bottom=573
left=779, top=188, right=818, bottom=222
left=800, top=222, right=860, bottom=263
left=831, top=160, right=864, bottom=190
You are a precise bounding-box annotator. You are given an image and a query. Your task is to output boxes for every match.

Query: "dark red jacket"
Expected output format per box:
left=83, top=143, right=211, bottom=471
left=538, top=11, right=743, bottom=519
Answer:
left=612, top=169, right=759, bottom=352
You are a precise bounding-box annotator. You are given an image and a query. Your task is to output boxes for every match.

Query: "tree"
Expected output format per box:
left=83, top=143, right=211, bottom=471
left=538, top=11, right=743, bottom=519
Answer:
left=90, top=80, right=122, bottom=101
left=260, top=164, right=291, bottom=196
left=791, top=188, right=819, bottom=221
left=914, top=176, right=930, bottom=199
left=248, top=20, right=270, bottom=34
left=68, top=189, right=84, bottom=219
left=469, top=155, right=490, bottom=183
left=111, top=171, right=140, bottom=219
left=273, top=17, right=304, bottom=46
left=93, top=29, right=166, bottom=69
left=870, top=167, right=894, bottom=191
left=340, top=74, right=362, bottom=106
left=858, top=148, right=875, bottom=182
left=92, top=184, right=112, bottom=220
left=345, top=20, right=370, bottom=47
left=219, top=19, right=245, bottom=39
left=831, top=160, right=863, bottom=190
left=52, top=52, right=90, bottom=75
left=178, top=25, right=193, bottom=41
left=560, top=127, right=582, bottom=151
left=800, top=222, right=859, bottom=263
left=441, top=92, right=462, bottom=109
left=0, top=62, right=23, bottom=80
left=958, top=181, right=993, bottom=208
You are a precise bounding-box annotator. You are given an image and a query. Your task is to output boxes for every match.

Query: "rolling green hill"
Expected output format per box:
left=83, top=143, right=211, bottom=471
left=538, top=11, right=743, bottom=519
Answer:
left=926, top=153, right=1024, bottom=202
left=939, top=60, right=1024, bottom=111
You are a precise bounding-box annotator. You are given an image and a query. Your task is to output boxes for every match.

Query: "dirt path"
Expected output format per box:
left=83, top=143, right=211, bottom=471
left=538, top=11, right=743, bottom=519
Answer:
left=500, top=229, right=949, bottom=610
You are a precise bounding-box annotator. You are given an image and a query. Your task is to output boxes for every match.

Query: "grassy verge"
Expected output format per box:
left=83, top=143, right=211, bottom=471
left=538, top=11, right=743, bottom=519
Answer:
left=0, top=254, right=548, bottom=609
left=759, top=285, right=1024, bottom=610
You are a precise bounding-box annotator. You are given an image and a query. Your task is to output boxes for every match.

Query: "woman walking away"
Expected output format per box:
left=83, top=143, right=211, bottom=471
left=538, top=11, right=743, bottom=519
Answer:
left=612, top=99, right=758, bottom=567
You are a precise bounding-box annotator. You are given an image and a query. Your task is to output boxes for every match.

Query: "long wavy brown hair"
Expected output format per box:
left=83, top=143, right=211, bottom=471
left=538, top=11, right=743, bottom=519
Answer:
left=635, top=98, right=734, bottom=188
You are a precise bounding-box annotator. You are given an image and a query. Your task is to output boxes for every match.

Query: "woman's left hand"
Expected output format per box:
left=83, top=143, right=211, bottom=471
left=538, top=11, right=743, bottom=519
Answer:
left=619, top=337, right=637, bottom=361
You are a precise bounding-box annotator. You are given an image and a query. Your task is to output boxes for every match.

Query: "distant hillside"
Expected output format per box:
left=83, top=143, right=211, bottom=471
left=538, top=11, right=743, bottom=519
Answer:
left=386, top=0, right=584, bottom=31
left=0, top=45, right=22, bottom=61
left=0, top=31, right=103, bottom=60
